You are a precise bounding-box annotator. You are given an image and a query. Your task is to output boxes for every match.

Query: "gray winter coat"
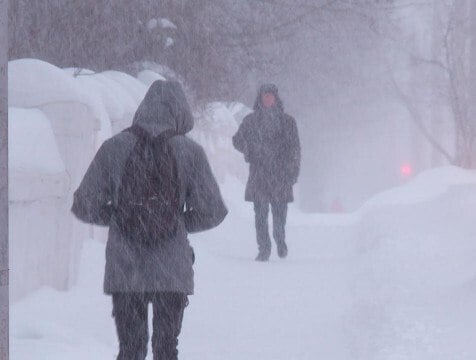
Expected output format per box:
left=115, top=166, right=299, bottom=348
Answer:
left=232, top=84, right=301, bottom=203
left=72, top=80, right=227, bottom=295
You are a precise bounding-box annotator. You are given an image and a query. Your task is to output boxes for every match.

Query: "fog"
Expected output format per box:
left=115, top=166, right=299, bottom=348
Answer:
left=261, top=2, right=467, bottom=211
left=249, top=5, right=417, bottom=211
left=9, top=1, right=473, bottom=210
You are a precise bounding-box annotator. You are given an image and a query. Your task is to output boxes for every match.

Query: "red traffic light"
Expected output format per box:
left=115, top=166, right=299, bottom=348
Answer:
left=400, top=163, right=413, bottom=177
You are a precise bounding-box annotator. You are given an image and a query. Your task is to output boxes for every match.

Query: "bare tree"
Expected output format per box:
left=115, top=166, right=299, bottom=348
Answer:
left=440, top=0, right=473, bottom=166
left=8, top=0, right=308, bottom=101
left=388, top=0, right=476, bottom=168
left=8, top=0, right=384, bottom=103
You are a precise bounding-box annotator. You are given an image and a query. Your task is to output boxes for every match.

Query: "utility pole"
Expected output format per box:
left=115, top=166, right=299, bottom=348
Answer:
left=0, top=0, right=8, bottom=359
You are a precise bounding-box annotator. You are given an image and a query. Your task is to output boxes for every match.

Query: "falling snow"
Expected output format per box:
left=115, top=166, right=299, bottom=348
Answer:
left=6, top=2, right=476, bottom=359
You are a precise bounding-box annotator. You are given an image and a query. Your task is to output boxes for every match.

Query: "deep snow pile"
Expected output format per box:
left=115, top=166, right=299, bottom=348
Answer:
left=191, top=102, right=249, bottom=183
left=8, top=58, right=246, bottom=300
left=346, top=167, right=476, bottom=360
left=11, top=166, right=476, bottom=360
left=9, top=108, right=71, bottom=299
left=9, top=108, right=65, bottom=180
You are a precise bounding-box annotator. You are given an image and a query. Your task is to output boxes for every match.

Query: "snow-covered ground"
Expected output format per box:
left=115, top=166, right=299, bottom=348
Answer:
left=11, top=167, right=476, bottom=360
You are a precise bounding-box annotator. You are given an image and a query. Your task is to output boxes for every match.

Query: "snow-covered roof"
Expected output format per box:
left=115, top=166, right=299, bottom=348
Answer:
left=8, top=59, right=180, bottom=148
left=9, top=59, right=89, bottom=108
left=9, top=59, right=112, bottom=139
left=66, top=70, right=134, bottom=121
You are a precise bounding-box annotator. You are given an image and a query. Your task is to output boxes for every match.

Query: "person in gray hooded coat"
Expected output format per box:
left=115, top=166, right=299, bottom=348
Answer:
left=233, top=84, right=300, bottom=261
left=72, top=80, right=227, bottom=360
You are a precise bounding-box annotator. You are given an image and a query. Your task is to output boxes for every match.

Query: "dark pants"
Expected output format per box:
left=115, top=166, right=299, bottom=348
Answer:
left=112, top=292, right=188, bottom=360
left=254, top=201, right=288, bottom=257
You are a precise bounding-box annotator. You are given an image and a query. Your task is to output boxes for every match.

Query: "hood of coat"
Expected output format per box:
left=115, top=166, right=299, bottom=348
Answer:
left=253, top=83, right=284, bottom=113
left=132, top=80, right=194, bottom=137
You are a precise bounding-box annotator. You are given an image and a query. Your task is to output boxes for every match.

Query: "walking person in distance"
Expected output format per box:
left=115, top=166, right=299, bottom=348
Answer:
left=233, top=83, right=300, bottom=262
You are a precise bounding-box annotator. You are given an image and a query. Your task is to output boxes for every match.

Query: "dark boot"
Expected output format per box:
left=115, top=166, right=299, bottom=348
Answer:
left=255, top=252, right=270, bottom=262
left=277, top=241, right=288, bottom=258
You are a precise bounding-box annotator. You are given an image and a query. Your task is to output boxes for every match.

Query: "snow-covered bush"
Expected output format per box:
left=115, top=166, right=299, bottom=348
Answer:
left=191, top=102, right=249, bottom=184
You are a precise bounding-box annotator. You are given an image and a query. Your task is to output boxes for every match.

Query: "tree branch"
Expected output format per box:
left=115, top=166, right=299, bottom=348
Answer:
left=390, top=73, right=454, bottom=164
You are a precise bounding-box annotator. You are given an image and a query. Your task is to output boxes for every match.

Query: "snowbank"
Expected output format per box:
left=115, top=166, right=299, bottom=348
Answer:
left=101, top=70, right=147, bottom=106
left=9, top=108, right=71, bottom=300
left=361, top=166, right=476, bottom=208
left=345, top=167, right=476, bottom=359
left=8, top=107, right=69, bottom=201
left=8, top=59, right=167, bottom=300
left=64, top=69, right=138, bottom=136
left=191, top=102, right=248, bottom=183
left=9, top=108, right=65, bottom=177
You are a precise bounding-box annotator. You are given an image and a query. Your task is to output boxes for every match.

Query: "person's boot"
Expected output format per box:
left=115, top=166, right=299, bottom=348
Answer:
left=255, top=252, right=270, bottom=262
left=277, top=241, right=288, bottom=259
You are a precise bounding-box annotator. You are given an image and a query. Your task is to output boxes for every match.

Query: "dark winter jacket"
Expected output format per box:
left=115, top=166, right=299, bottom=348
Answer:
left=233, top=84, right=300, bottom=203
left=72, top=80, right=227, bottom=295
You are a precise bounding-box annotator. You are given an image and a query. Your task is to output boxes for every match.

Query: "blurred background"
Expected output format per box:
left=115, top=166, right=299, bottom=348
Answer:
left=7, top=2, right=476, bottom=359
left=10, top=1, right=476, bottom=213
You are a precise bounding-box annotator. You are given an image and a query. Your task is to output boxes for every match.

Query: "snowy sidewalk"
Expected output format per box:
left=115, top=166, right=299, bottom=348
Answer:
left=11, top=169, right=476, bottom=359
left=181, top=203, right=355, bottom=360
left=11, top=199, right=356, bottom=360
